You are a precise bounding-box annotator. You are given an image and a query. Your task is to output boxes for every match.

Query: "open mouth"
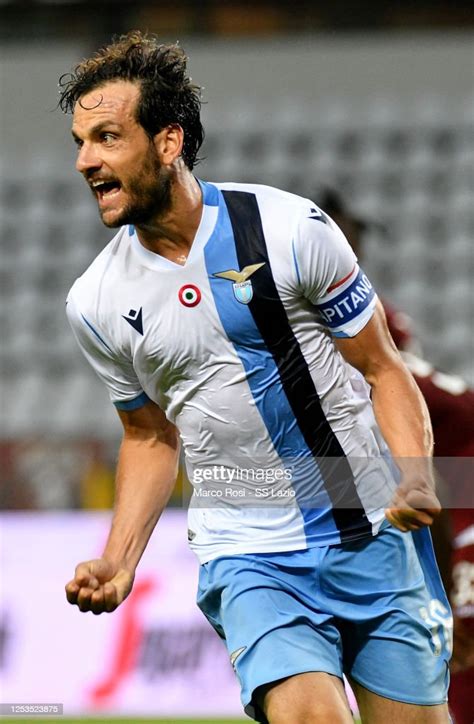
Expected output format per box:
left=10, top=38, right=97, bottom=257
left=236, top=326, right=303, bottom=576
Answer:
left=91, top=179, right=122, bottom=202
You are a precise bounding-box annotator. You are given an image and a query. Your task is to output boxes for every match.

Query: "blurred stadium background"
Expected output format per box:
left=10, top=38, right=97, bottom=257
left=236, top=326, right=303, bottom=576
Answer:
left=0, top=1, right=472, bottom=720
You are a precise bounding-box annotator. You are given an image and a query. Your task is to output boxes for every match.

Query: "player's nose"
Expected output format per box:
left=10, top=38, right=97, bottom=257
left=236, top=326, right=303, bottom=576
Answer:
left=76, top=142, right=102, bottom=174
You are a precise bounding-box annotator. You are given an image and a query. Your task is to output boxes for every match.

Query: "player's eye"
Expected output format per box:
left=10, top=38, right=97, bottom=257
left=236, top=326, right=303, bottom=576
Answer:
left=101, top=132, right=116, bottom=144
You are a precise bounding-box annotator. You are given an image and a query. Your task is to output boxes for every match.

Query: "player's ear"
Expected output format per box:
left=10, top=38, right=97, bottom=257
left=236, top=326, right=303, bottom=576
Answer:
left=153, top=124, right=184, bottom=167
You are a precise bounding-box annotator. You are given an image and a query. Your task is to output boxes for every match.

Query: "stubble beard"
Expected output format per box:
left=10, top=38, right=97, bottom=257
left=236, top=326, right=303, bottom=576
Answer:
left=99, top=148, right=173, bottom=229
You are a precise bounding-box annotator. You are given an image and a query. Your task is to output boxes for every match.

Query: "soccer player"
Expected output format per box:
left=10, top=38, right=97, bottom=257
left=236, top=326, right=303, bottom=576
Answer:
left=61, top=32, right=452, bottom=724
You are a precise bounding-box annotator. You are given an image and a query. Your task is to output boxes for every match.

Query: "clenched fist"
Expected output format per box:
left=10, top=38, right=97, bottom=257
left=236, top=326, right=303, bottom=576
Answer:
left=65, top=558, right=134, bottom=615
left=385, top=477, right=441, bottom=532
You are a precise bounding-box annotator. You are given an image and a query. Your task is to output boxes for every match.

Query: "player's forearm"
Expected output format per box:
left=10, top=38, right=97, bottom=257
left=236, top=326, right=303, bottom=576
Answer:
left=102, top=432, right=180, bottom=571
left=369, top=361, right=434, bottom=482
left=334, top=305, right=435, bottom=489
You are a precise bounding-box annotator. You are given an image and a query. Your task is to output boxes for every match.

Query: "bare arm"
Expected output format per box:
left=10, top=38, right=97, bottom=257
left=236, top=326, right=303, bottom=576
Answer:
left=335, top=301, right=440, bottom=531
left=65, top=399, right=180, bottom=614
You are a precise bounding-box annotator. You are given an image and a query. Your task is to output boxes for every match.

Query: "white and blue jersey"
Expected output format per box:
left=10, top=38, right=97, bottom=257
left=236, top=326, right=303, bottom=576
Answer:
left=67, top=180, right=397, bottom=563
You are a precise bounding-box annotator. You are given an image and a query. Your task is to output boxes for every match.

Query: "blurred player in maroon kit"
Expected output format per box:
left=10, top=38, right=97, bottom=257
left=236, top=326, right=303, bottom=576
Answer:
left=318, top=189, right=474, bottom=724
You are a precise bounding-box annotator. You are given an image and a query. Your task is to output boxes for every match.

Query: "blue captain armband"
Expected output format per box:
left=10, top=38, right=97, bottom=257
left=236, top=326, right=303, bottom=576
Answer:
left=314, top=268, right=376, bottom=337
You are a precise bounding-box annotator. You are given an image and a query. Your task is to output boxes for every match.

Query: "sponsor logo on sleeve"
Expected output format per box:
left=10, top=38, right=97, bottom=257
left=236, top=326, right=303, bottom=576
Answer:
left=308, top=207, right=328, bottom=224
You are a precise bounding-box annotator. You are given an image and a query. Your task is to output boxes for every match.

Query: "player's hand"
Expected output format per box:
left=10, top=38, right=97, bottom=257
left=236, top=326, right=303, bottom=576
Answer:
left=65, top=558, right=135, bottom=614
left=385, top=476, right=441, bottom=532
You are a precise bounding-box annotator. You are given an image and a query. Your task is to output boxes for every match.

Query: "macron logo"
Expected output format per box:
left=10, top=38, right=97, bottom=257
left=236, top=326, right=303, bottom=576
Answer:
left=308, top=207, right=328, bottom=224
left=122, top=307, right=143, bottom=335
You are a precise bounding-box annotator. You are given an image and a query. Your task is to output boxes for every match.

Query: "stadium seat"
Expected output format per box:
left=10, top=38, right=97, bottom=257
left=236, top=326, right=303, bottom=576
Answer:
left=1, top=93, right=472, bottom=438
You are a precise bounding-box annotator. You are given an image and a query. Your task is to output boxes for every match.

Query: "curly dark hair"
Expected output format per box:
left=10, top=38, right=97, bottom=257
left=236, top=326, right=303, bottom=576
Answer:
left=58, top=30, right=204, bottom=170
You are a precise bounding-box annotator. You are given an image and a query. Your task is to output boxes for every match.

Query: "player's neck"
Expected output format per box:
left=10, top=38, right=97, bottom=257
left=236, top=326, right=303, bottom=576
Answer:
left=135, top=171, right=203, bottom=262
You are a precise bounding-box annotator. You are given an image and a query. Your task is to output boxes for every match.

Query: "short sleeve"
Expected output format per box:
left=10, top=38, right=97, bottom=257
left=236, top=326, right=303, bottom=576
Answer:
left=66, top=291, right=148, bottom=410
left=292, top=207, right=378, bottom=338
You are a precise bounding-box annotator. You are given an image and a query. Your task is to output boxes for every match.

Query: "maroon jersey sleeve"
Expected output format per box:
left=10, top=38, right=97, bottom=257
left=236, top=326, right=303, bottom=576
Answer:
left=382, top=298, right=417, bottom=352
left=414, top=372, right=474, bottom=459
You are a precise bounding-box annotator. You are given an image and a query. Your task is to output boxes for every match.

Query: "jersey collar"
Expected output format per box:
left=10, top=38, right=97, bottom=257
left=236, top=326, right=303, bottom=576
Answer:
left=128, top=179, right=219, bottom=272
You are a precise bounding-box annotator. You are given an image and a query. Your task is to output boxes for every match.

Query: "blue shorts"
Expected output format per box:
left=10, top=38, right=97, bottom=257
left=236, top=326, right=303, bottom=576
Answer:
left=197, top=525, right=452, bottom=722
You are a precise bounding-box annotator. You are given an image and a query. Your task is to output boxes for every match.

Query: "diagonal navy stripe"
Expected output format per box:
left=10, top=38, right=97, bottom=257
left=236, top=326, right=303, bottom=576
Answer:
left=222, top=190, right=372, bottom=541
left=205, top=193, right=337, bottom=543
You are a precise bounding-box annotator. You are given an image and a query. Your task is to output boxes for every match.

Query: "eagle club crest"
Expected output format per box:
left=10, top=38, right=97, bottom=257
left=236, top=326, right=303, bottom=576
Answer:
left=213, top=263, right=265, bottom=304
